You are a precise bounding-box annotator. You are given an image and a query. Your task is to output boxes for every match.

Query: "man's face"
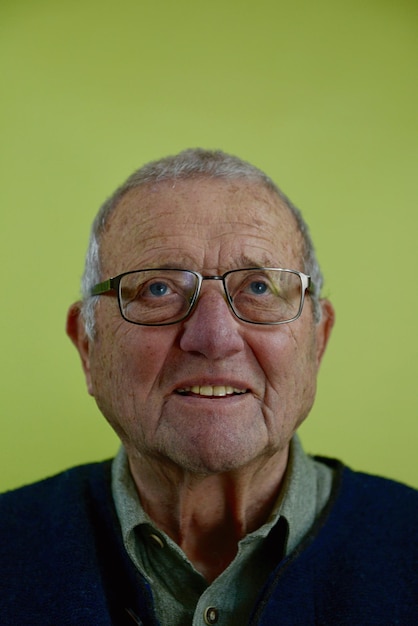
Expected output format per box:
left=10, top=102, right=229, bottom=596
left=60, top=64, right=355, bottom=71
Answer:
left=72, top=177, right=333, bottom=475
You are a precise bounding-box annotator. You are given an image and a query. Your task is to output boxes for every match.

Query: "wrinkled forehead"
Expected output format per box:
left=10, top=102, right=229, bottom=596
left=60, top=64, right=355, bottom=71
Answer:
left=99, top=177, right=305, bottom=274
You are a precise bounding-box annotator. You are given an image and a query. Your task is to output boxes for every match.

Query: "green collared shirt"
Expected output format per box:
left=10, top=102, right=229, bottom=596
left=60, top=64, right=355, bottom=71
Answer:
left=112, top=436, right=334, bottom=625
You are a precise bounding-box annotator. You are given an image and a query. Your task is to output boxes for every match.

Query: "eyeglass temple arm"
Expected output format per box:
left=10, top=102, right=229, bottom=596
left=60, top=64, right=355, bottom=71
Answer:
left=307, top=277, right=317, bottom=295
left=90, top=278, right=116, bottom=296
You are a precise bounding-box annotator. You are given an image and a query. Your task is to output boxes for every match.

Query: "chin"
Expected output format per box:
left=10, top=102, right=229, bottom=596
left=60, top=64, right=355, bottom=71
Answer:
left=157, top=435, right=271, bottom=477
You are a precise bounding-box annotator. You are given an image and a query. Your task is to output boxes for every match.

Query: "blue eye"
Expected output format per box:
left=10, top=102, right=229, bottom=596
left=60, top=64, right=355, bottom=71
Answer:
left=149, top=282, right=169, bottom=297
left=249, top=281, right=268, bottom=295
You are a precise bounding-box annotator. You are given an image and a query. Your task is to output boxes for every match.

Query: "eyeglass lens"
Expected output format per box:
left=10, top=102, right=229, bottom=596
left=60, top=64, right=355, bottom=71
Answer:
left=118, top=269, right=304, bottom=325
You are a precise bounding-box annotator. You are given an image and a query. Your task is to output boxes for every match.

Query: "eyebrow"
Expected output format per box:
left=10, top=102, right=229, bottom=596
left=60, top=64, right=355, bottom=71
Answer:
left=239, top=254, right=279, bottom=268
left=135, top=254, right=283, bottom=272
left=152, top=259, right=279, bottom=271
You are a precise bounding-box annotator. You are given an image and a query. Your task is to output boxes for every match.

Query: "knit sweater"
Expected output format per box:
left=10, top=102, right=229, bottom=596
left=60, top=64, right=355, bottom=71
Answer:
left=0, top=458, right=417, bottom=625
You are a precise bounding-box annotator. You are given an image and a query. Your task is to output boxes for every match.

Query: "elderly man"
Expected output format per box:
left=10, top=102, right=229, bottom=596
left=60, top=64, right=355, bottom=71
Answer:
left=1, top=149, right=417, bottom=625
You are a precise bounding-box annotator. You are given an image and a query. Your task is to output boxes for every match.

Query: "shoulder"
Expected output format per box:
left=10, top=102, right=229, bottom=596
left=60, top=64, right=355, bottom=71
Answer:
left=252, top=463, right=418, bottom=624
left=0, top=459, right=113, bottom=499
left=306, top=460, right=418, bottom=590
left=0, top=461, right=148, bottom=624
left=310, top=459, right=418, bottom=544
left=328, top=460, right=418, bottom=522
left=0, top=460, right=114, bottom=539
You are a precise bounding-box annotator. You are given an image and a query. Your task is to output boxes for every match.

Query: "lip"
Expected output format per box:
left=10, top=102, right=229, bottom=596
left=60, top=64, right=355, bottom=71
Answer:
left=171, top=379, right=252, bottom=398
left=177, top=385, right=247, bottom=397
left=173, top=378, right=251, bottom=389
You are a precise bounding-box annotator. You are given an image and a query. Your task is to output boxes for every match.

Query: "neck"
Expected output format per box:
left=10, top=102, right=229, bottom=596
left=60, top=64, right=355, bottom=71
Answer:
left=127, top=449, right=289, bottom=582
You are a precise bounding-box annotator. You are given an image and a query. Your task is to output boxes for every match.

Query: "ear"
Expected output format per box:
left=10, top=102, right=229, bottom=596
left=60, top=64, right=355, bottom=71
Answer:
left=315, top=299, right=335, bottom=367
left=66, top=302, right=94, bottom=396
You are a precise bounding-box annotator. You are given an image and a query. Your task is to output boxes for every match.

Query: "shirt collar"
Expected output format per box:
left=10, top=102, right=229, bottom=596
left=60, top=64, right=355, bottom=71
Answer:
left=112, top=435, right=333, bottom=558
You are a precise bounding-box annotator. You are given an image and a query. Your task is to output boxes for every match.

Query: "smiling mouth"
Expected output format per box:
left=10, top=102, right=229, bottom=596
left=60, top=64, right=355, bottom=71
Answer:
left=176, top=385, right=248, bottom=398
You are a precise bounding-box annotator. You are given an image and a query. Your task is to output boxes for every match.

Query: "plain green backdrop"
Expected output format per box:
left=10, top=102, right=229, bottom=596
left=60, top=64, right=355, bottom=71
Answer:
left=1, top=0, right=417, bottom=491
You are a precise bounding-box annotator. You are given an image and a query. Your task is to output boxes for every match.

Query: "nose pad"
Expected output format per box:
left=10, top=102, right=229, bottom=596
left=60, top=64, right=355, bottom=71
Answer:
left=179, top=289, right=244, bottom=358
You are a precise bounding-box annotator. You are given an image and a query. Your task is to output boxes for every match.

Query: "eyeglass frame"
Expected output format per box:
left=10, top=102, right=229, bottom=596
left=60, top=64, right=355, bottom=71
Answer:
left=90, top=267, right=314, bottom=327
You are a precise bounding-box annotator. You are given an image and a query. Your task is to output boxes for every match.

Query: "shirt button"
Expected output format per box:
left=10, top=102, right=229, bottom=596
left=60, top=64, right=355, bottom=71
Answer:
left=149, top=533, right=164, bottom=548
left=204, top=606, right=219, bottom=624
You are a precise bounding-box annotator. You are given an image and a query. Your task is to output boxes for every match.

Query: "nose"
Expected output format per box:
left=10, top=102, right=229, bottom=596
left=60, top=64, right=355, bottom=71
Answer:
left=179, top=287, right=245, bottom=359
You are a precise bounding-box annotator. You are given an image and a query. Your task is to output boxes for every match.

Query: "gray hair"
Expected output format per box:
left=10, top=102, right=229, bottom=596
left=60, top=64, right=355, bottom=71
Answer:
left=81, top=148, right=324, bottom=337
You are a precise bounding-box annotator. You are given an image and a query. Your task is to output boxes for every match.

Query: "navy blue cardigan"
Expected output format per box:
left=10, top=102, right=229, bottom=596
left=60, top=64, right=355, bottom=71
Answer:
left=0, top=458, right=417, bottom=625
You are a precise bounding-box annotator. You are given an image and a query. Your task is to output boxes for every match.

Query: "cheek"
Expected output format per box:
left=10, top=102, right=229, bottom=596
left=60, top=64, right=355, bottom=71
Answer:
left=90, top=326, right=176, bottom=405
left=124, top=329, right=178, bottom=385
left=89, top=343, right=131, bottom=419
left=252, top=326, right=319, bottom=407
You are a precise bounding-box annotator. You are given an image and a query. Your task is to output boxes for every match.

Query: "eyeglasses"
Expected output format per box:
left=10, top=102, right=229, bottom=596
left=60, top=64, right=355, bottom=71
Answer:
left=90, top=268, right=313, bottom=326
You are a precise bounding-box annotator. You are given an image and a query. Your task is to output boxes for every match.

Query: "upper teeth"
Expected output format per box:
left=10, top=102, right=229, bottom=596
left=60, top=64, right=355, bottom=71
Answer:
left=177, top=385, right=246, bottom=397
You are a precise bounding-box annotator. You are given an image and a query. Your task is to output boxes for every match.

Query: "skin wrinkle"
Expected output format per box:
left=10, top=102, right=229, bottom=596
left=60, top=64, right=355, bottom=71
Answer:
left=67, top=176, right=334, bottom=581
left=100, top=180, right=303, bottom=278
left=94, top=181, right=316, bottom=470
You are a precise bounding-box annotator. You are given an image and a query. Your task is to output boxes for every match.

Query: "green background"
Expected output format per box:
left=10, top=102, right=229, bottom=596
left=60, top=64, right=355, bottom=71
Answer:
left=1, top=0, right=417, bottom=491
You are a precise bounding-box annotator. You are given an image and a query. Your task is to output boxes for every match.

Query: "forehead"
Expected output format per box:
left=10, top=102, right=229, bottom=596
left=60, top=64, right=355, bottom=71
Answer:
left=99, top=177, right=304, bottom=274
